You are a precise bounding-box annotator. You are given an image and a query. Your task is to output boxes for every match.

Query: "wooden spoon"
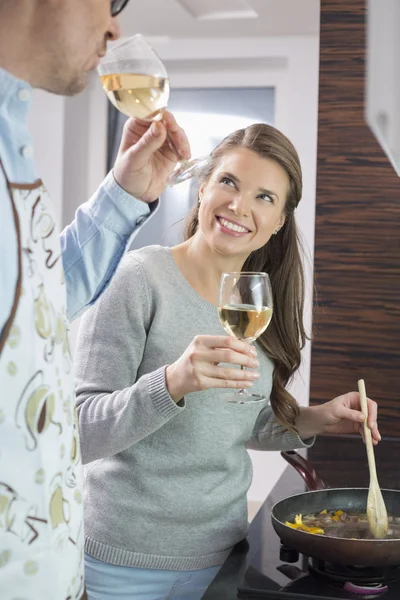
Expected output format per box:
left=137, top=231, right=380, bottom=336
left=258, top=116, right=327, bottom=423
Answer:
left=357, top=379, right=388, bottom=539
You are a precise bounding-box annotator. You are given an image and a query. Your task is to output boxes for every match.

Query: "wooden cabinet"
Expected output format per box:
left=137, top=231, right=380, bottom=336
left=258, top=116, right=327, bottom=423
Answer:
left=309, top=0, right=400, bottom=484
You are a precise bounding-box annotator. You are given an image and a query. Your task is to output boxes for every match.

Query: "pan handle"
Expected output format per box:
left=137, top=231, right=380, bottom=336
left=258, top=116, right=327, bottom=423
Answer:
left=281, top=451, right=327, bottom=491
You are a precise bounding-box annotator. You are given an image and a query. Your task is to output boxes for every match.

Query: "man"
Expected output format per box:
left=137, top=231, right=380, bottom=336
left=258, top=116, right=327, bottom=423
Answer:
left=0, top=1, right=190, bottom=598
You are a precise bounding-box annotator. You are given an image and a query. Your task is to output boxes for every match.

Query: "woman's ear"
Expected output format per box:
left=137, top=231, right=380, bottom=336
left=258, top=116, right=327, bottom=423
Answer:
left=198, top=183, right=206, bottom=205
left=278, top=214, right=286, bottom=229
left=273, top=215, right=286, bottom=235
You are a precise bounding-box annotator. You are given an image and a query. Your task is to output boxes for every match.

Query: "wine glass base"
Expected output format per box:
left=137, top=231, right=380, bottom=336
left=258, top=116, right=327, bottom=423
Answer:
left=227, top=392, right=267, bottom=405
left=168, top=155, right=211, bottom=185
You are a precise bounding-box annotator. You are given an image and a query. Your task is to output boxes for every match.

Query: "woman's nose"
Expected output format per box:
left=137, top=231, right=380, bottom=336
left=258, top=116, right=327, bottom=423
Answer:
left=229, top=194, right=250, bottom=217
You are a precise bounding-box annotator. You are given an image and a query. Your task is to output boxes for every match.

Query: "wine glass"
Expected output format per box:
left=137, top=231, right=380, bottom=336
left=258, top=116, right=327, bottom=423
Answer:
left=97, top=34, right=210, bottom=185
left=218, top=272, right=273, bottom=404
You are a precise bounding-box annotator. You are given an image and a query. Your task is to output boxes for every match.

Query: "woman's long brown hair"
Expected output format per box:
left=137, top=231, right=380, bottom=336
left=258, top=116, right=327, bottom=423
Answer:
left=185, top=124, right=307, bottom=431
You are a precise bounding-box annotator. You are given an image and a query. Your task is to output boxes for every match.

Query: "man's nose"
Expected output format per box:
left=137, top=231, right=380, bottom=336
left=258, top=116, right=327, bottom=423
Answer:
left=106, top=17, right=121, bottom=42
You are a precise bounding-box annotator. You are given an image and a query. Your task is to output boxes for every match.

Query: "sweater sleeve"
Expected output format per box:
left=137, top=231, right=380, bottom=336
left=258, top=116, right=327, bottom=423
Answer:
left=74, top=253, right=184, bottom=465
left=245, top=404, right=315, bottom=451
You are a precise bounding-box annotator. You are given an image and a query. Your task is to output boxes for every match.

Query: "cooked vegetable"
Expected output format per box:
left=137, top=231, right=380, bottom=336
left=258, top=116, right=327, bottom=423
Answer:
left=331, top=510, right=344, bottom=522
left=285, top=514, right=325, bottom=535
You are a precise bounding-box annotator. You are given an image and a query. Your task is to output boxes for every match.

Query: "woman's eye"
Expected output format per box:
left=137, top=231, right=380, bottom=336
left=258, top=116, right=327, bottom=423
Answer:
left=258, top=193, right=273, bottom=203
left=221, top=176, right=236, bottom=188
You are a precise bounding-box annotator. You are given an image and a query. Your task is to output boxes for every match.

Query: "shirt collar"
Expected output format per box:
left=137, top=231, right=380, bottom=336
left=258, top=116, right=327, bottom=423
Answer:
left=0, top=68, right=33, bottom=122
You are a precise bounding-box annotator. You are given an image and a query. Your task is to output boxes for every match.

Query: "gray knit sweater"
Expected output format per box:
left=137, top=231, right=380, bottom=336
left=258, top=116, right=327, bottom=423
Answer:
left=74, top=245, right=313, bottom=571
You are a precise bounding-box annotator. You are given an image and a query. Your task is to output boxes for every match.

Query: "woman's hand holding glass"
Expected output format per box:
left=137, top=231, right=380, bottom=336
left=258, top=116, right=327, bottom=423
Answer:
left=165, top=335, right=260, bottom=403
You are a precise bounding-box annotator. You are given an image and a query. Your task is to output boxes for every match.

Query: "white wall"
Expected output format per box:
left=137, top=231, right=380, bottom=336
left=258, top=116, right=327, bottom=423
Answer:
left=366, top=0, right=400, bottom=175
left=28, top=34, right=319, bottom=505
left=28, top=72, right=108, bottom=226
left=62, top=73, right=108, bottom=226
left=28, top=91, right=65, bottom=223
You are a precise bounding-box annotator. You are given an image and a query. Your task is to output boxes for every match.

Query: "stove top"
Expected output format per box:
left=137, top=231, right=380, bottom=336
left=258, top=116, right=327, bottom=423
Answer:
left=238, top=475, right=400, bottom=599
left=238, top=554, right=400, bottom=599
left=202, top=460, right=400, bottom=600
left=236, top=512, right=400, bottom=599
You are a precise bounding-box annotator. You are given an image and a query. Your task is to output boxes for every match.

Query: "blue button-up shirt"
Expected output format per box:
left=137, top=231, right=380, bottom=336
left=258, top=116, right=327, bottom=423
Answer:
left=0, top=68, right=157, bottom=332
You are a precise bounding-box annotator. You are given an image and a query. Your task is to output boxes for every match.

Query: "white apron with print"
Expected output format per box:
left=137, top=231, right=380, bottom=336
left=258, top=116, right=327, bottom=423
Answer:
left=0, top=166, right=85, bottom=599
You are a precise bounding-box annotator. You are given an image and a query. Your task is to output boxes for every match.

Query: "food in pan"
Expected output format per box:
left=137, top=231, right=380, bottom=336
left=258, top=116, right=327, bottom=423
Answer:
left=285, top=509, right=400, bottom=539
left=284, top=513, right=325, bottom=534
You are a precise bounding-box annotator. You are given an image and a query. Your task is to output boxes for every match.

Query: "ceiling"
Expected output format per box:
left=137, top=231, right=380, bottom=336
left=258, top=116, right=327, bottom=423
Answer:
left=120, top=0, right=320, bottom=40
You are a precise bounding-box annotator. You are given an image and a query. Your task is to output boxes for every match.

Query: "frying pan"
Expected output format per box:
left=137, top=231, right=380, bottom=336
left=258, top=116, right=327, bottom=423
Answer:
left=271, top=451, right=400, bottom=566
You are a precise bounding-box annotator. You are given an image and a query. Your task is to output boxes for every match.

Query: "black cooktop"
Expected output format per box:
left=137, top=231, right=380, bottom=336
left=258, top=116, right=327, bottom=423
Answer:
left=238, top=554, right=400, bottom=599
left=202, top=461, right=400, bottom=600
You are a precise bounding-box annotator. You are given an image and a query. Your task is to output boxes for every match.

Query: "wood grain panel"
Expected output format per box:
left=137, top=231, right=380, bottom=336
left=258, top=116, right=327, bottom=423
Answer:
left=309, top=0, right=400, bottom=445
left=307, top=436, right=400, bottom=491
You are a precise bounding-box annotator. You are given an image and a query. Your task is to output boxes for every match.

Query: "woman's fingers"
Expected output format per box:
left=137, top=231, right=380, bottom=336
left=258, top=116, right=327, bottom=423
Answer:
left=202, top=363, right=260, bottom=383
left=206, top=348, right=259, bottom=369
left=197, top=335, right=255, bottom=352
left=366, top=398, right=378, bottom=429
left=365, top=399, right=381, bottom=442
left=356, top=422, right=380, bottom=445
left=200, top=376, right=254, bottom=390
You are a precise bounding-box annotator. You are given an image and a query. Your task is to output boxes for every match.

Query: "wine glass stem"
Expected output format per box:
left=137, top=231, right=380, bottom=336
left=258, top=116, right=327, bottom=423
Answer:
left=166, top=131, right=181, bottom=161
left=157, top=110, right=184, bottom=164
left=238, top=340, right=254, bottom=395
left=238, top=364, right=246, bottom=395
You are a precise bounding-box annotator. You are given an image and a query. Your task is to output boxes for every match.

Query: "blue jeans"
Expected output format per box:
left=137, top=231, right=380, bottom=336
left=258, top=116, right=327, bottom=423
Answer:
left=85, top=553, right=222, bottom=600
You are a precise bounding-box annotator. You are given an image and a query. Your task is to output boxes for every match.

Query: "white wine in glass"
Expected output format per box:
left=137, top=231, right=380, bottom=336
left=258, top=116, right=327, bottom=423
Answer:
left=218, top=304, right=273, bottom=343
left=98, top=35, right=210, bottom=185
left=218, top=272, right=273, bottom=404
left=100, top=73, right=170, bottom=121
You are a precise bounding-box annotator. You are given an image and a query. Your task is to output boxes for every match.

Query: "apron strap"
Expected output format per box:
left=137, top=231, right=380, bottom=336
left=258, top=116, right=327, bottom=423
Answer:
left=0, top=156, right=22, bottom=355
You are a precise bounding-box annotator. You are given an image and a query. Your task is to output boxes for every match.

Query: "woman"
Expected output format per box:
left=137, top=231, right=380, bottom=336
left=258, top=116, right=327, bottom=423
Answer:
left=74, top=123, right=380, bottom=600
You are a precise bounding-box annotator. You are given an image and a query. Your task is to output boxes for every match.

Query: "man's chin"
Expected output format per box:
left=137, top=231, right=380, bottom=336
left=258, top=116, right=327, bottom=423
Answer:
left=41, top=72, right=88, bottom=97
left=61, top=73, right=88, bottom=96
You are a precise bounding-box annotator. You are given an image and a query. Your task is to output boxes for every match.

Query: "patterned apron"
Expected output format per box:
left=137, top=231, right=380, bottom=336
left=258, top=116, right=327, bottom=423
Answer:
left=0, top=160, right=86, bottom=599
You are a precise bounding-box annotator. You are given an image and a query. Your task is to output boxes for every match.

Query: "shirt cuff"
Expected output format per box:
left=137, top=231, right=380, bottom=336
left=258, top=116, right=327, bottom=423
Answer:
left=148, top=366, right=186, bottom=419
left=284, top=430, right=315, bottom=450
left=90, top=171, right=158, bottom=236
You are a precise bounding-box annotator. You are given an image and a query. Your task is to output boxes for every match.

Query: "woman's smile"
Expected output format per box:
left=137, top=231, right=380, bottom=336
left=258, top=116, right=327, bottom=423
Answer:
left=215, top=215, right=252, bottom=237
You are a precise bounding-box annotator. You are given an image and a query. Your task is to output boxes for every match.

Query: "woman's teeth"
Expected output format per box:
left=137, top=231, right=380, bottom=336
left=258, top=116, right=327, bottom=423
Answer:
left=219, top=218, right=249, bottom=233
